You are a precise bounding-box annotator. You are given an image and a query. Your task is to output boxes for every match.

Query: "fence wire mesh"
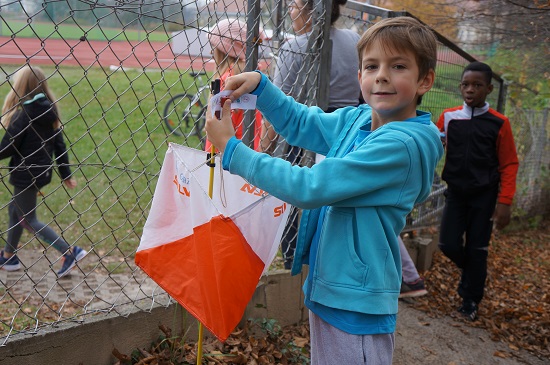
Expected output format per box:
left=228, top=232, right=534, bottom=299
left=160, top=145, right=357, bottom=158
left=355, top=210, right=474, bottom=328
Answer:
left=0, top=0, right=547, bottom=346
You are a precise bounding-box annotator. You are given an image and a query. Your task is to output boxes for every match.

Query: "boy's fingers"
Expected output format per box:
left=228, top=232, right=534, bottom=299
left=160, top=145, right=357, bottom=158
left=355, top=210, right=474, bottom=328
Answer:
left=224, top=72, right=261, bottom=101
left=206, top=95, right=213, bottom=118
left=222, top=98, right=231, bottom=112
left=223, top=73, right=244, bottom=87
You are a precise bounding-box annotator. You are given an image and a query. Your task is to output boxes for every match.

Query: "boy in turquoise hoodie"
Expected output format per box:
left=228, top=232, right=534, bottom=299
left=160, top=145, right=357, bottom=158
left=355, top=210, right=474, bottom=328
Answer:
left=205, top=17, right=443, bottom=365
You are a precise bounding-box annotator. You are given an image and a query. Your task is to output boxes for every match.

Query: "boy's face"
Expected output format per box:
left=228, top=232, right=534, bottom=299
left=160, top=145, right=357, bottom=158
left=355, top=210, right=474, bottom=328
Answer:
left=460, top=70, right=493, bottom=108
left=358, top=40, right=434, bottom=127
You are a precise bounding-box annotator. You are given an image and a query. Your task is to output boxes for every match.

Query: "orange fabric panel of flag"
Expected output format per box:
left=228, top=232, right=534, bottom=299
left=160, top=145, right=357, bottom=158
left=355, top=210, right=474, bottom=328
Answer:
left=135, top=214, right=265, bottom=341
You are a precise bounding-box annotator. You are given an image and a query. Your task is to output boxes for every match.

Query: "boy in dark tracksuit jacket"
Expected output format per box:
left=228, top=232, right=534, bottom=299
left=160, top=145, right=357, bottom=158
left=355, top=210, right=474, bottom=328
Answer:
left=437, top=62, right=519, bottom=321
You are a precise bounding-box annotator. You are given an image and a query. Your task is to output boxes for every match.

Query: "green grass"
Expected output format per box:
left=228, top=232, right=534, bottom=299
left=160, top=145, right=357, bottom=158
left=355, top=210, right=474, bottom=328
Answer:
left=0, top=65, right=211, bottom=260
left=0, top=19, right=171, bottom=42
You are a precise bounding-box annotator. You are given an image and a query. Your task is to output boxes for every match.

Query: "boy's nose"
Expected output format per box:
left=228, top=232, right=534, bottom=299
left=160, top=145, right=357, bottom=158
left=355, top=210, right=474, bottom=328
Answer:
left=375, top=75, right=389, bottom=83
left=375, top=67, right=389, bottom=83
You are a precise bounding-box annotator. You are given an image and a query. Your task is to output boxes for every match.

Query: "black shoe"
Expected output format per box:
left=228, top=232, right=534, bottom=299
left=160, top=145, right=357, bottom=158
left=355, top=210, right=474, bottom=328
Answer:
left=458, top=299, right=478, bottom=321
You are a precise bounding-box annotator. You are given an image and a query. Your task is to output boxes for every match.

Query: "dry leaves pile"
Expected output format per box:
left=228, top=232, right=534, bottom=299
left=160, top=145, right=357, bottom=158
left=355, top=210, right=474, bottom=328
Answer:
left=412, top=219, right=550, bottom=360
left=113, top=320, right=311, bottom=365
left=113, top=218, right=549, bottom=364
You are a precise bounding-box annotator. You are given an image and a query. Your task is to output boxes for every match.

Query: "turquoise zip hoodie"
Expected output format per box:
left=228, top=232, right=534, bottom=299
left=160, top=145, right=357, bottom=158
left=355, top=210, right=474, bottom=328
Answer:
left=223, top=73, right=443, bottom=315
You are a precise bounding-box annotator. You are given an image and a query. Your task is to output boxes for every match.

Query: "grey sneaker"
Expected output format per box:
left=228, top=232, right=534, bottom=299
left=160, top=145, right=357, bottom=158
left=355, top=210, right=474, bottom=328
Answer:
left=399, top=277, right=428, bottom=298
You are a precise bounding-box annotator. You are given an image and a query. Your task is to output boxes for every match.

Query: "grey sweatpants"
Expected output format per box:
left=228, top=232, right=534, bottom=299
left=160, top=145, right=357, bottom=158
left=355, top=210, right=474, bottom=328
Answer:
left=309, top=311, right=395, bottom=365
left=399, top=236, right=420, bottom=283
left=5, top=186, right=70, bottom=255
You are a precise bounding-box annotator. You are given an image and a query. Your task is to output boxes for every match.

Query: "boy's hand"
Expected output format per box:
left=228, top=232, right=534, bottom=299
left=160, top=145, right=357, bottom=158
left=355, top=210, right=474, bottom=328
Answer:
left=205, top=98, right=235, bottom=153
left=223, top=72, right=262, bottom=102
left=492, top=203, right=511, bottom=230
left=64, top=178, right=77, bottom=189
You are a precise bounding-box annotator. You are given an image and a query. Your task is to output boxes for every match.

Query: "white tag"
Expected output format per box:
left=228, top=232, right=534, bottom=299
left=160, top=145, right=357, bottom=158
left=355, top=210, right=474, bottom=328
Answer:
left=210, top=90, right=257, bottom=118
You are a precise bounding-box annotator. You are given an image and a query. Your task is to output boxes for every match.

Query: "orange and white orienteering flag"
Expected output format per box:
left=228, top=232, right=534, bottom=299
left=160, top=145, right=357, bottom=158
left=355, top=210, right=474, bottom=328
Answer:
left=135, top=143, right=290, bottom=342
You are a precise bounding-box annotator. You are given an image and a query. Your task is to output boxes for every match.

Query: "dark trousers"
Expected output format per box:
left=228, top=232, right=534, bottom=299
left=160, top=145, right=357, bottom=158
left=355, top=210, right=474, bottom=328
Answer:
left=280, top=145, right=303, bottom=270
left=281, top=206, right=299, bottom=270
left=438, top=185, right=498, bottom=304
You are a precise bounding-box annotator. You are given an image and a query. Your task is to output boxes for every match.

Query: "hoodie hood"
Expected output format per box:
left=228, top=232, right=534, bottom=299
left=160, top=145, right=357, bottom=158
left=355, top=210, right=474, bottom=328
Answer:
left=22, top=93, right=58, bottom=127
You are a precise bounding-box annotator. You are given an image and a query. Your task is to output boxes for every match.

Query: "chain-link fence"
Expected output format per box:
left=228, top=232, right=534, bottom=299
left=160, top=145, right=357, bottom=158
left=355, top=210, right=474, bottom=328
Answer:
left=0, top=0, right=547, bottom=346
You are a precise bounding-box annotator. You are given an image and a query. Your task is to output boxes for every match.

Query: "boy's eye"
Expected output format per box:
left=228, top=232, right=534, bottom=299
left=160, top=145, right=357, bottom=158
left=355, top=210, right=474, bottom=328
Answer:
left=364, top=64, right=377, bottom=71
left=393, top=64, right=406, bottom=70
left=461, top=83, right=484, bottom=89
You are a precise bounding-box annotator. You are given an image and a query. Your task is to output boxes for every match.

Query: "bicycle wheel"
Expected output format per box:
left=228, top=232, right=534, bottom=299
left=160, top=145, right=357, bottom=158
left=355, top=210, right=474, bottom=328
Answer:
left=194, top=106, right=208, bottom=149
left=163, top=93, right=205, bottom=138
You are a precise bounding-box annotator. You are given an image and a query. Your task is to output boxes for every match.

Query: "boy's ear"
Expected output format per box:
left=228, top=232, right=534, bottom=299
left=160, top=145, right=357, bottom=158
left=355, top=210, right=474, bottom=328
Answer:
left=417, top=69, right=435, bottom=97
left=487, top=83, right=494, bottom=94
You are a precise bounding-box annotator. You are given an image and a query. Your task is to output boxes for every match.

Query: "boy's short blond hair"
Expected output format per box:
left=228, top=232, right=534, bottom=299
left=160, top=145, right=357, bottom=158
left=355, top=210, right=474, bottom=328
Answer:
left=357, top=17, right=437, bottom=81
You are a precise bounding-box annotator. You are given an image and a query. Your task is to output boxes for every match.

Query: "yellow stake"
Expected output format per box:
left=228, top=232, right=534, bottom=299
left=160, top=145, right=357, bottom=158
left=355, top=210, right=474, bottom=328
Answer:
left=208, top=145, right=216, bottom=198
left=196, top=144, right=216, bottom=365
left=196, top=321, right=204, bottom=365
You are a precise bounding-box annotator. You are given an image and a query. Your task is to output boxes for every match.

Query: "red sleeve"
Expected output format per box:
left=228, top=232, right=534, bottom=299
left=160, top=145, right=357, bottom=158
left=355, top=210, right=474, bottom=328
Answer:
left=253, top=110, right=263, bottom=152
left=436, top=112, right=445, bottom=133
left=495, top=115, right=519, bottom=205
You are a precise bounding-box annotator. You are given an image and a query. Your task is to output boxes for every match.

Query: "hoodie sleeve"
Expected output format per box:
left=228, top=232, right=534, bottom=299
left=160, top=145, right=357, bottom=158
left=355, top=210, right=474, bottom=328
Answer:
left=255, top=73, right=356, bottom=156
left=225, top=129, right=422, bottom=210
left=53, top=128, right=72, bottom=180
left=0, top=113, right=26, bottom=161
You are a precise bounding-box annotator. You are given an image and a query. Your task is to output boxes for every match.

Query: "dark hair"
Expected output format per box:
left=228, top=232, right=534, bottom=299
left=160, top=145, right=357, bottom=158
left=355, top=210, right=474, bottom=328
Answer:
left=301, top=0, right=347, bottom=25
left=463, top=62, right=493, bottom=85
left=331, top=0, right=347, bottom=25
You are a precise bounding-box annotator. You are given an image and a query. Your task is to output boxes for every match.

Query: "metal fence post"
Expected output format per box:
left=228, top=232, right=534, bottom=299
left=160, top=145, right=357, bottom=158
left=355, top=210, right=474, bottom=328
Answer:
left=242, top=0, right=262, bottom=148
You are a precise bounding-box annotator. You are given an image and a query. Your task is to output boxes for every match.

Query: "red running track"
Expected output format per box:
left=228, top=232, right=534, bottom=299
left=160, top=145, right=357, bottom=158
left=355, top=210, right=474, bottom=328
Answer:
left=0, top=36, right=216, bottom=72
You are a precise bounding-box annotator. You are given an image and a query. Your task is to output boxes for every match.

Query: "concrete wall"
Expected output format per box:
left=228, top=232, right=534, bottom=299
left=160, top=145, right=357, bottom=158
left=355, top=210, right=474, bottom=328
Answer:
left=0, top=270, right=308, bottom=365
left=402, top=235, right=437, bottom=272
